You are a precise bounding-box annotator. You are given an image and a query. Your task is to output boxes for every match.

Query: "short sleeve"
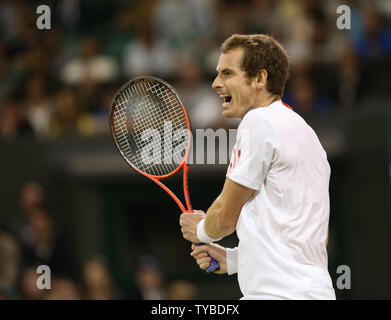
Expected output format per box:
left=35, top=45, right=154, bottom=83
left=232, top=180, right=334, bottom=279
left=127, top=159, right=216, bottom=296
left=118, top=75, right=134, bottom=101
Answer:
left=226, top=111, right=279, bottom=190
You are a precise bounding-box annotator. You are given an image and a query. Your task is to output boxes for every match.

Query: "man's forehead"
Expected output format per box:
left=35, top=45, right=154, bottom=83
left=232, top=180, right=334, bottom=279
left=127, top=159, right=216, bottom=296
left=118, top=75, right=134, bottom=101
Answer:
left=216, top=47, right=244, bottom=71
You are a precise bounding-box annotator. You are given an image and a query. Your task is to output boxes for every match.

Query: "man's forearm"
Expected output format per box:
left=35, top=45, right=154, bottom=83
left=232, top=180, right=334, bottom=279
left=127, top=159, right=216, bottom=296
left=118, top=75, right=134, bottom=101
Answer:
left=203, top=195, right=237, bottom=239
left=200, top=178, right=254, bottom=241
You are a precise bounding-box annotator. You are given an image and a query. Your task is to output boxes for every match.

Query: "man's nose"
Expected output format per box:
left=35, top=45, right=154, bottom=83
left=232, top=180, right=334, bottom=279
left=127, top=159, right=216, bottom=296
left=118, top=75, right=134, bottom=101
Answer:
left=212, top=75, right=221, bottom=89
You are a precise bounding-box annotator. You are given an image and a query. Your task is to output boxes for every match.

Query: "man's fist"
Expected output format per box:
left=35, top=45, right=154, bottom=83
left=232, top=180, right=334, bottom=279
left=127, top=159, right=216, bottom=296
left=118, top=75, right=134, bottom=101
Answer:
left=179, top=210, right=205, bottom=243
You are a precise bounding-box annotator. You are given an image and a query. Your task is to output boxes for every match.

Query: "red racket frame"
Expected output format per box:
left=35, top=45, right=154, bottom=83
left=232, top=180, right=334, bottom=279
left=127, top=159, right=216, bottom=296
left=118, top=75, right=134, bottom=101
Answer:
left=109, top=76, right=193, bottom=213
left=129, top=103, right=193, bottom=213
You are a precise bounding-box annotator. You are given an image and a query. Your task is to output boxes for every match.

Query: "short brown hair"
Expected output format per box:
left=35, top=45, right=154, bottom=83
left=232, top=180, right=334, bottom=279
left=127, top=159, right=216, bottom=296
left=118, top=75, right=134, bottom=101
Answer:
left=221, top=34, right=289, bottom=97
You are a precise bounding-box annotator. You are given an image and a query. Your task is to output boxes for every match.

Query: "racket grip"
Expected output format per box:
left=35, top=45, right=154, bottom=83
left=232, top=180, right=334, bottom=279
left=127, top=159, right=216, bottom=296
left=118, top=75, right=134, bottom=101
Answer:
left=196, top=243, right=220, bottom=273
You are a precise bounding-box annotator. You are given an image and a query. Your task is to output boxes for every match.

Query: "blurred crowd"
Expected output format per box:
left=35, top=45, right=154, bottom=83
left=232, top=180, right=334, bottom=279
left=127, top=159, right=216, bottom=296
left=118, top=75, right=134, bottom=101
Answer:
left=0, top=0, right=390, bottom=143
left=0, top=181, right=198, bottom=300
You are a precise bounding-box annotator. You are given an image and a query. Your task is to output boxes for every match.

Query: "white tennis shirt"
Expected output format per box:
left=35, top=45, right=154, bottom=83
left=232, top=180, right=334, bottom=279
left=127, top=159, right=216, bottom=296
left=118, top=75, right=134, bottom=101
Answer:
left=225, top=100, right=335, bottom=300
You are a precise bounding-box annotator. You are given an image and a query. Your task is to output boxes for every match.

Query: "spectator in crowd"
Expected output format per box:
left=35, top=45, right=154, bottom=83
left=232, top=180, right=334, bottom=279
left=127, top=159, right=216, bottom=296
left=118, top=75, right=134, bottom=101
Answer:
left=153, top=0, right=214, bottom=51
left=41, top=28, right=67, bottom=77
left=55, top=0, right=82, bottom=32
left=24, top=74, right=53, bottom=140
left=306, top=7, right=346, bottom=64
left=15, top=182, right=74, bottom=279
left=89, top=85, right=117, bottom=135
left=0, top=98, right=32, bottom=142
left=202, top=1, right=248, bottom=75
left=61, top=36, right=119, bottom=86
left=273, top=0, right=313, bottom=65
left=131, top=255, right=166, bottom=300
left=0, top=227, right=20, bottom=299
left=50, top=87, right=82, bottom=138
left=353, top=5, right=391, bottom=58
left=19, top=206, right=55, bottom=268
left=166, top=280, right=197, bottom=300
left=45, top=276, right=82, bottom=300
left=122, top=24, right=176, bottom=79
left=18, top=265, right=46, bottom=300
left=19, top=181, right=44, bottom=213
left=0, top=43, right=14, bottom=101
left=81, top=255, right=120, bottom=300
left=284, top=66, right=332, bottom=118
left=336, top=44, right=361, bottom=108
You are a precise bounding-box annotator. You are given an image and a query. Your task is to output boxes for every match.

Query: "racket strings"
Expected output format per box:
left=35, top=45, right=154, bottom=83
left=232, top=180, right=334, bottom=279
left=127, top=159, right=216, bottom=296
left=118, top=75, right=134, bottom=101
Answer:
left=111, top=78, right=189, bottom=176
left=129, top=83, right=186, bottom=172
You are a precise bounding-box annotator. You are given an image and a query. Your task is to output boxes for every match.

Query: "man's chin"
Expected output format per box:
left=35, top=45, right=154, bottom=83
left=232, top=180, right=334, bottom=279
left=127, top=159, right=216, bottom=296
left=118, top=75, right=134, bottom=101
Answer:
left=222, top=109, right=240, bottom=119
left=222, top=109, right=234, bottom=118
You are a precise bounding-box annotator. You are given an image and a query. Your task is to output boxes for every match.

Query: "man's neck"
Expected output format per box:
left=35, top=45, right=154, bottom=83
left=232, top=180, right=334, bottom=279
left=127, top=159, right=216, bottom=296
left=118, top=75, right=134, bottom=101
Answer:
left=255, top=92, right=280, bottom=109
left=240, top=95, right=280, bottom=119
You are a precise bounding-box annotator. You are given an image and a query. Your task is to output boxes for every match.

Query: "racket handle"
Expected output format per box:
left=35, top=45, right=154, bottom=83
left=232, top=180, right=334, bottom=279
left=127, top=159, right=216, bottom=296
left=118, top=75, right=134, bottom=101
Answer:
left=196, top=243, right=220, bottom=273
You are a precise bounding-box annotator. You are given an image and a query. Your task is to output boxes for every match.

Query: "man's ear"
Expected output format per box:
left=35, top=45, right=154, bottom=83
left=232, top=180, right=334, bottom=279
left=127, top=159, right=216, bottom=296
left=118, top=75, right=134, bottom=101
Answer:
left=256, top=69, right=268, bottom=90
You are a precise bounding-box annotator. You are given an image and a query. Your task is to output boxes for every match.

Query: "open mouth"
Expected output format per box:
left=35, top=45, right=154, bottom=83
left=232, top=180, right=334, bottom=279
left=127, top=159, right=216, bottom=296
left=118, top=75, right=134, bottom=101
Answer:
left=220, top=94, right=232, bottom=104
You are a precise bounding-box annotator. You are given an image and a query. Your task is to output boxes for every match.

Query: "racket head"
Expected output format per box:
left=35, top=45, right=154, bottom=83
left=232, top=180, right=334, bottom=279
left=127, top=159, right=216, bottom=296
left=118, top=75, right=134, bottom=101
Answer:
left=109, top=76, right=192, bottom=179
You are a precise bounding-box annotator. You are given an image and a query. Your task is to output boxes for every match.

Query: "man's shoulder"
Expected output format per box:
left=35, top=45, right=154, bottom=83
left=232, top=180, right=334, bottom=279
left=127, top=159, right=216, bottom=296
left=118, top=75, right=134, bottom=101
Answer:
left=243, top=101, right=290, bottom=121
left=238, top=109, right=280, bottom=145
left=241, top=103, right=287, bottom=130
left=241, top=108, right=269, bottom=128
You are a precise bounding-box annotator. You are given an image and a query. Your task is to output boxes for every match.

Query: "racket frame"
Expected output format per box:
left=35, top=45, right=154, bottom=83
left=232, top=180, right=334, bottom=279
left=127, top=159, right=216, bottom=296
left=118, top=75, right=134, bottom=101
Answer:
left=109, top=76, right=193, bottom=213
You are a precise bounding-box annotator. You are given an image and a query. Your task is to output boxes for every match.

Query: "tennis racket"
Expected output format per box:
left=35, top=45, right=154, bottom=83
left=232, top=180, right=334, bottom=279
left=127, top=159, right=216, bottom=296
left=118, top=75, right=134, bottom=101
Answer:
left=109, top=76, right=219, bottom=273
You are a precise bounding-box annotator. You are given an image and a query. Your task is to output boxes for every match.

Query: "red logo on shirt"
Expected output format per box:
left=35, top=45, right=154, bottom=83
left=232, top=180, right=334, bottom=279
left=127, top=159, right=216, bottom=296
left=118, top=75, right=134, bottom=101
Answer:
left=227, top=148, right=241, bottom=177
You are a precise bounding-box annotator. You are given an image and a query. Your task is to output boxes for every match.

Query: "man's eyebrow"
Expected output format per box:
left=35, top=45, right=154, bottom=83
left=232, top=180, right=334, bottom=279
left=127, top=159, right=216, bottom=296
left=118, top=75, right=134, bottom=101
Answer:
left=216, top=68, right=234, bottom=73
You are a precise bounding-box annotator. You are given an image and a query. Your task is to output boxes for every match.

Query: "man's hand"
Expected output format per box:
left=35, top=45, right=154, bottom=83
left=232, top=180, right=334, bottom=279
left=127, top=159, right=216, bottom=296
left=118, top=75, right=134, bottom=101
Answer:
left=190, top=243, right=227, bottom=274
left=179, top=210, right=205, bottom=243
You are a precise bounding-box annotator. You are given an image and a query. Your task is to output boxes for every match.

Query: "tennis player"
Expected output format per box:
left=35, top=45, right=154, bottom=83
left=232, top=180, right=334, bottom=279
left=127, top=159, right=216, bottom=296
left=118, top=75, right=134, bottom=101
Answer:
left=179, top=34, right=336, bottom=300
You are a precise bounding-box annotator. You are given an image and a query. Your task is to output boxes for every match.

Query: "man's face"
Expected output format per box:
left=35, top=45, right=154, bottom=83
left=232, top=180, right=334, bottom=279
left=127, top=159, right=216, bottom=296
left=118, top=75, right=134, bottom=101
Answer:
left=212, top=47, right=258, bottom=119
